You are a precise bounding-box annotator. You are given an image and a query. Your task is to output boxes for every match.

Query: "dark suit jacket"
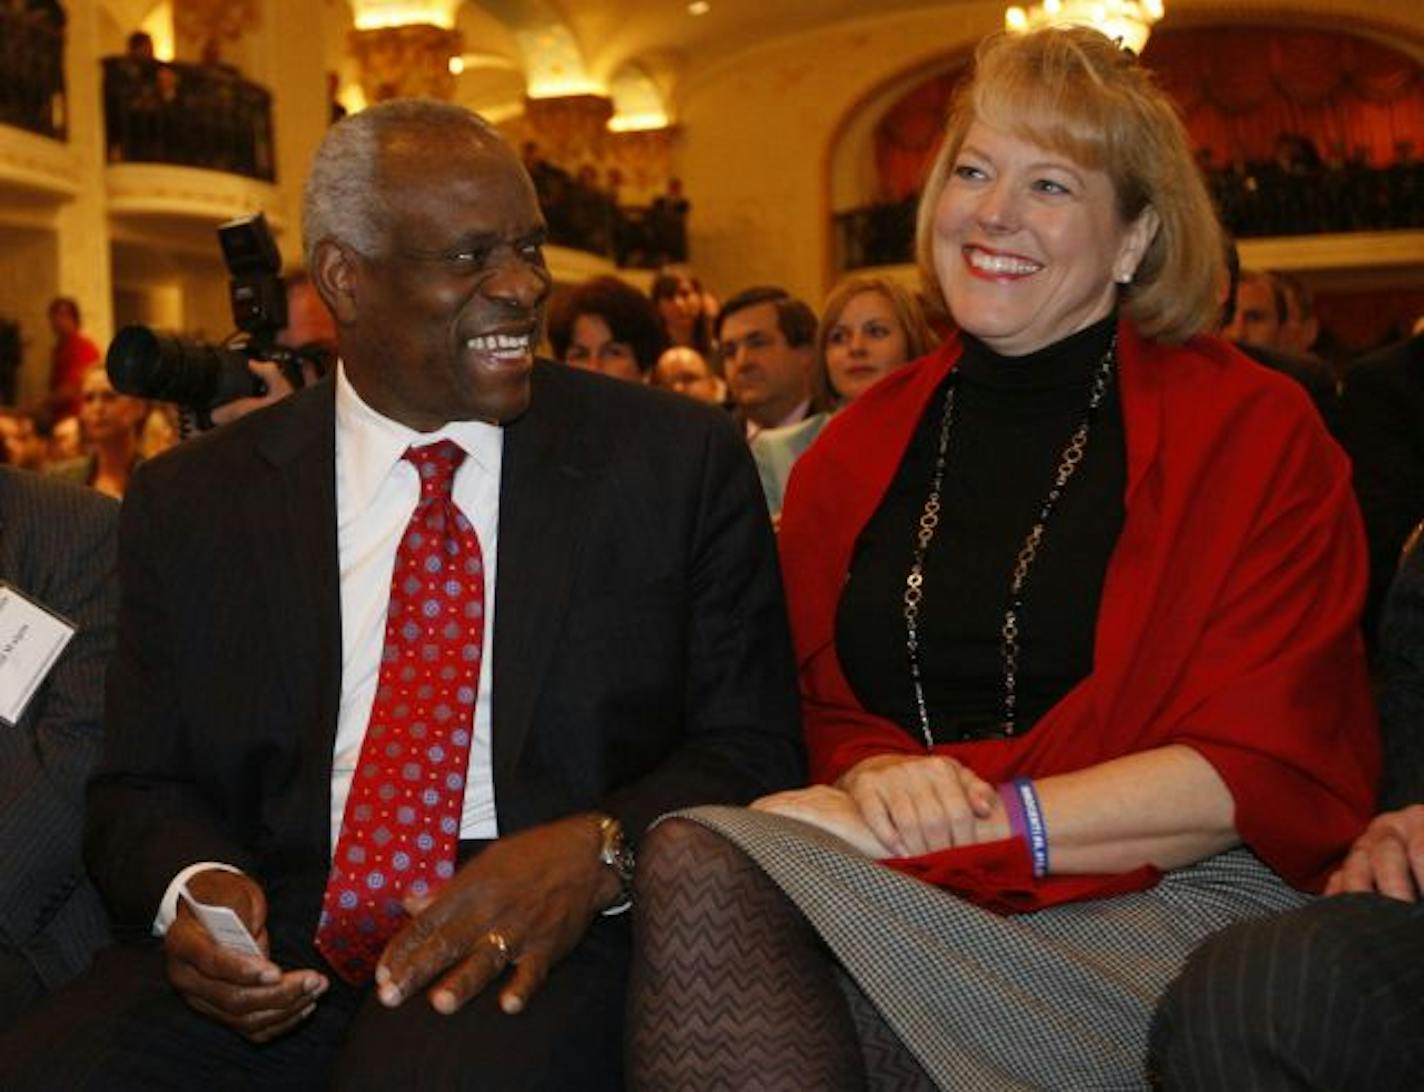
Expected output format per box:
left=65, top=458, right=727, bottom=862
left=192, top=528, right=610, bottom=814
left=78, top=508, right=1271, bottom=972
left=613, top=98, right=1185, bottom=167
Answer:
left=1377, top=539, right=1424, bottom=810
left=0, top=467, right=116, bottom=989
left=1337, top=334, right=1424, bottom=650
left=86, top=362, right=804, bottom=960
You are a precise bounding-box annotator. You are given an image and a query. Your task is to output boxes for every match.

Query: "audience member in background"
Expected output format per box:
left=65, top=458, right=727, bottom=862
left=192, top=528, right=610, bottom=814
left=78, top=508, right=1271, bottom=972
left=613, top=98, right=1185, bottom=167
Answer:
left=137, top=402, right=179, bottom=459
left=47, top=415, right=80, bottom=463
left=45, top=298, right=99, bottom=421
left=1223, top=267, right=1287, bottom=349
left=650, top=268, right=715, bottom=357
left=124, top=29, right=154, bottom=61
left=648, top=178, right=691, bottom=264
left=0, top=409, right=49, bottom=471
left=1274, top=270, right=1320, bottom=357
left=0, top=466, right=116, bottom=1032
left=1337, top=323, right=1424, bottom=654
left=548, top=275, right=667, bottom=383
left=1221, top=263, right=1338, bottom=426
left=752, top=275, right=936, bottom=517
left=628, top=28, right=1376, bottom=1090
left=717, top=286, right=824, bottom=440
left=47, top=366, right=146, bottom=500
left=1151, top=539, right=1424, bottom=1090
left=652, top=346, right=726, bottom=406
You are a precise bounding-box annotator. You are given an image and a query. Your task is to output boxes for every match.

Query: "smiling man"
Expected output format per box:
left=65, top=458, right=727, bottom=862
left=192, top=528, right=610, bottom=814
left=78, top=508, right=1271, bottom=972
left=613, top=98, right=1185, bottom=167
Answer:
left=0, top=100, right=802, bottom=1090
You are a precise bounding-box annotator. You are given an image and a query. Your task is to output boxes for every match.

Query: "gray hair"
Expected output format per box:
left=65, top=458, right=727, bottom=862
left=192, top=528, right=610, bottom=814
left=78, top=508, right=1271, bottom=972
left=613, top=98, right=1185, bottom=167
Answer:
left=301, top=99, right=504, bottom=270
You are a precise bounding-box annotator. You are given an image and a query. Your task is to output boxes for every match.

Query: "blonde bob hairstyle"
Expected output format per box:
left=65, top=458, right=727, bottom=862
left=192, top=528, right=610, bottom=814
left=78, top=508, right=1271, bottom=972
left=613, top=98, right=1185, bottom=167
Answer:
left=914, top=27, right=1223, bottom=345
left=817, top=275, right=939, bottom=399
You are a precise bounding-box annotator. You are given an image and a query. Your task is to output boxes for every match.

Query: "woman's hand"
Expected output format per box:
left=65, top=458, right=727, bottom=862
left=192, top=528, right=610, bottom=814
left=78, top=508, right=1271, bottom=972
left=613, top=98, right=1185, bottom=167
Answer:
left=835, top=754, right=998, bottom=857
left=751, top=785, right=896, bottom=859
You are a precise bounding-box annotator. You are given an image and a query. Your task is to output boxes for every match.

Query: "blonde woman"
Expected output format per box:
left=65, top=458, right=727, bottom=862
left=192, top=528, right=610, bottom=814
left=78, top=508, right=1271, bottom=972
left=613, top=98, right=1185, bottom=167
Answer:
left=631, top=28, right=1376, bottom=1089
left=752, top=276, right=935, bottom=516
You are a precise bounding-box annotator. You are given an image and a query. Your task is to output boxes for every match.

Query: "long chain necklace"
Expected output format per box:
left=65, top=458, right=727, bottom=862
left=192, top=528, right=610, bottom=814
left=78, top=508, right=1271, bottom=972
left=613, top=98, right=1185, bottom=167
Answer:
left=901, top=334, right=1117, bottom=747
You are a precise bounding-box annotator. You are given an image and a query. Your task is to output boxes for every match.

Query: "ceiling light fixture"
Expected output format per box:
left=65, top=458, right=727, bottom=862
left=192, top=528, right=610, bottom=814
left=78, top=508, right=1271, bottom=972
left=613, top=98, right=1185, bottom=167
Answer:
left=350, top=1, right=458, bottom=31
left=1004, top=0, right=1164, bottom=54
left=688, top=2, right=710, bottom=15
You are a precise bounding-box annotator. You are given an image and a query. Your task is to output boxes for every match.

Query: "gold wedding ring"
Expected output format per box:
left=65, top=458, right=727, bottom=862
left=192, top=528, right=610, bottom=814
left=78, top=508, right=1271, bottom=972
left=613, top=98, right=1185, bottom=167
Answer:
left=484, top=929, right=511, bottom=965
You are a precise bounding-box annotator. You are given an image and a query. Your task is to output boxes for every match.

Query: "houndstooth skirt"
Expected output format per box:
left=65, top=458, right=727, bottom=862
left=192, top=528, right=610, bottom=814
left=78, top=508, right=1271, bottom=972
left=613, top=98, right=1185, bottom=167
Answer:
left=674, top=805, right=1312, bottom=1091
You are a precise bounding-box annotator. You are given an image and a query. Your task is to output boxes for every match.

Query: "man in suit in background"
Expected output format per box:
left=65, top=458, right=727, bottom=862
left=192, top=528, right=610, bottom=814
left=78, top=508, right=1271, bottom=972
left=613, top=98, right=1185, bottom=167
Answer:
left=0, top=98, right=801, bottom=1088
left=717, top=286, right=823, bottom=441
left=0, top=467, right=115, bottom=1031
left=1336, top=328, right=1424, bottom=653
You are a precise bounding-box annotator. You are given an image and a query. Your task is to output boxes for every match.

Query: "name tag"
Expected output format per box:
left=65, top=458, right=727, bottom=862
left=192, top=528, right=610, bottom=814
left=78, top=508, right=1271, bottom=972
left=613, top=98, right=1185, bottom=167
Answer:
left=0, top=583, right=77, bottom=726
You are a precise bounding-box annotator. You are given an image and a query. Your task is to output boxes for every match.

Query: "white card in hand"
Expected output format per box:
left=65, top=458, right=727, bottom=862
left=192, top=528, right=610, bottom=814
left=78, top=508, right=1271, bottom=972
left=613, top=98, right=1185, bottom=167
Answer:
left=179, top=888, right=265, bottom=958
left=0, top=582, right=76, bottom=726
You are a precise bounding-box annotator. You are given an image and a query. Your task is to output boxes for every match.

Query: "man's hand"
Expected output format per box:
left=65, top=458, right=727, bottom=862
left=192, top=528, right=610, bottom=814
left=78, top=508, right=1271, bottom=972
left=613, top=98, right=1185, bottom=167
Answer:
left=165, top=868, right=328, bottom=1042
left=1325, top=804, right=1424, bottom=902
left=751, top=784, right=894, bottom=858
left=375, top=814, right=618, bottom=1017
left=836, top=753, right=998, bottom=857
left=208, top=361, right=296, bottom=426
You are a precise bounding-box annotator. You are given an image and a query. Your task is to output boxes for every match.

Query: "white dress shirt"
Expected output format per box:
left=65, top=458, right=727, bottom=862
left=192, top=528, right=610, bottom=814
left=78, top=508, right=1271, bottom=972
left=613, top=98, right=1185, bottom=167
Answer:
left=744, top=397, right=811, bottom=442
left=155, top=364, right=502, bottom=933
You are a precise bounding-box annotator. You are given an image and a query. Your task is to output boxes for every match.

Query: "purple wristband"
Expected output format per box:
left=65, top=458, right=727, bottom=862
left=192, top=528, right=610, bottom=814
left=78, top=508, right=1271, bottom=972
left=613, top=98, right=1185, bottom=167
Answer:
left=1013, top=777, right=1050, bottom=878
left=998, top=781, right=1029, bottom=843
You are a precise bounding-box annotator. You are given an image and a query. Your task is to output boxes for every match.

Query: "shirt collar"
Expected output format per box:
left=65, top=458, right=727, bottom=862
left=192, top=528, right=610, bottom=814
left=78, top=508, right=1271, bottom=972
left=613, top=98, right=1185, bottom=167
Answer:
left=745, top=397, right=811, bottom=441
left=335, top=362, right=503, bottom=516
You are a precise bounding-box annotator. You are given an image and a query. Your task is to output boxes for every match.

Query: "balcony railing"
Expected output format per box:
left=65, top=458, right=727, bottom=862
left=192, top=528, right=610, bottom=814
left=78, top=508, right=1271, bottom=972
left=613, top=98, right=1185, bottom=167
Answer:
left=834, top=196, right=918, bottom=273
left=102, top=57, right=275, bottom=182
left=834, top=163, right=1424, bottom=271
left=530, top=160, right=689, bottom=270
left=1208, top=161, right=1424, bottom=238
left=0, top=7, right=65, bottom=139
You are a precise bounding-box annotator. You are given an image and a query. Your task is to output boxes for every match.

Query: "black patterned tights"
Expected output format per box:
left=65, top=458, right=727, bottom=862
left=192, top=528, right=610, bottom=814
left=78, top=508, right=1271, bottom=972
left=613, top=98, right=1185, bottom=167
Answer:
left=627, top=817, right=934, bottom=1091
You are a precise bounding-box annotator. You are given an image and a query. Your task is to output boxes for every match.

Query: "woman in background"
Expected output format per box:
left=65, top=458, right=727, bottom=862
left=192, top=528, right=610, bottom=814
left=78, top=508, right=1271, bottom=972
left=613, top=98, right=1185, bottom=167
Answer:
left=650, top=267, right=715, bottom=358
left=548, top=275, right=667, bottom=383
left=48, top=365, right=145, bottom=499
left=753, top=275, right=935, bottom=517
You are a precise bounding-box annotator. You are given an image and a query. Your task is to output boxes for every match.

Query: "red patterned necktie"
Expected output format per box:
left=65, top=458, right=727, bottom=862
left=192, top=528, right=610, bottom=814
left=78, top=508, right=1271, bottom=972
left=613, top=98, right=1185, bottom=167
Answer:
left=316, top=440, right=485, bottom=984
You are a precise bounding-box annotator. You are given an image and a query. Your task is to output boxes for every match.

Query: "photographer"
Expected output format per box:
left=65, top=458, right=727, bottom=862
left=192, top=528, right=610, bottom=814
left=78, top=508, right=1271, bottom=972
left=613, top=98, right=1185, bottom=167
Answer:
left=208, top=272, right=335, bottom=426
left=107, top=213, right=335, bottom=431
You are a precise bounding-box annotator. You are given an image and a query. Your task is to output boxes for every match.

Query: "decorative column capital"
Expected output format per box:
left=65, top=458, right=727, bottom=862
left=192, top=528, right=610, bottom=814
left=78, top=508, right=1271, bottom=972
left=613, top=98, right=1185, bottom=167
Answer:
left=174, top=0, right=260, bottom=56
left=348, top=24, right=464, bottom=103
left=521, top=94, right=615, bottom=168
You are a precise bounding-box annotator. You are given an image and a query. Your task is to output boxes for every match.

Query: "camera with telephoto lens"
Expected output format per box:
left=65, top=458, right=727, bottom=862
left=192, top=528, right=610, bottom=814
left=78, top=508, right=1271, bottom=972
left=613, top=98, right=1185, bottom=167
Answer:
left=106, top=212, right=331, bottom=418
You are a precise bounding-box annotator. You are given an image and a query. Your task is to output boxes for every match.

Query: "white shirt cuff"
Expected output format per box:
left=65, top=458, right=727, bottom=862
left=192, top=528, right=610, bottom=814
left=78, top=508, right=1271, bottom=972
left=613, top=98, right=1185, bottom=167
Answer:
left=152, top=862, right=244, bottom=936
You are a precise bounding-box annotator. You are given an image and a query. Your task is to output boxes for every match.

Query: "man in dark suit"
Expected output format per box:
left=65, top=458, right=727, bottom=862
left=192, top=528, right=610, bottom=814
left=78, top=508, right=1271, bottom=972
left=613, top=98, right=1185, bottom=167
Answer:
left=1149, top=541, right=1424, bottom=1089
left=0, top=99, right=801, bottom=1088
left=0, top=468, right=115, bottom=1031
left=1337, top=331, right=1424, bottom=651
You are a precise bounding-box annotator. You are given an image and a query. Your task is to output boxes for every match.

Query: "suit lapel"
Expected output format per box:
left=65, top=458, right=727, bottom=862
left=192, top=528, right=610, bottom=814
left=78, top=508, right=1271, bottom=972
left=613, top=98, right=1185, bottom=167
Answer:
left=491, top=364, right=591, bottom=787
left=241, top=382, right=343, bottom=858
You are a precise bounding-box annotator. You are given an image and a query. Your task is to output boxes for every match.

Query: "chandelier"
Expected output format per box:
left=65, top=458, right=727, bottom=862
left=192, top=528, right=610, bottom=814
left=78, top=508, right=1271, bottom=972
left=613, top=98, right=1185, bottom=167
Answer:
left=1004, top=0, right=1165, bottom=54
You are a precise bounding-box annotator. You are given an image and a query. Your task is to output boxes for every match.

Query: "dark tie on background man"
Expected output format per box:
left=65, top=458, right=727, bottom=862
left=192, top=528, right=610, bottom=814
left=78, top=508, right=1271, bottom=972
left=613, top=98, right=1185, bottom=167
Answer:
left=316, top=440, right=485, bottom=985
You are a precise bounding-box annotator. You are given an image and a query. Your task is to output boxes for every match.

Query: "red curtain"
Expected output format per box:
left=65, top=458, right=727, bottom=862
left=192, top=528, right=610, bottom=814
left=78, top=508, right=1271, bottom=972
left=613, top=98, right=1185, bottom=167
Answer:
left=1143, top=26, right=1423, bottom=166
left=872, top=26, right=1424, bottom=199
left=873, top=67, right=965, bottom=202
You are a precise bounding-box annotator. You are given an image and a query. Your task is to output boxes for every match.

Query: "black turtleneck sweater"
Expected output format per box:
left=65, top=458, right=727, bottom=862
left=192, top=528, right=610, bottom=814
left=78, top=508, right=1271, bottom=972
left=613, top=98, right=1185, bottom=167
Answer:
left=836, top=314, right=1126, bottom=743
